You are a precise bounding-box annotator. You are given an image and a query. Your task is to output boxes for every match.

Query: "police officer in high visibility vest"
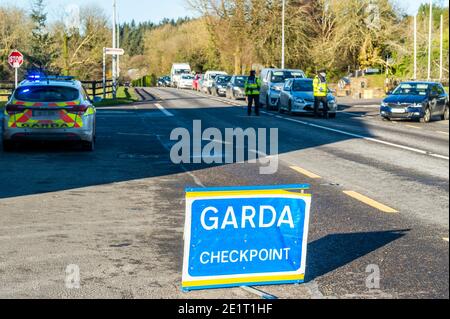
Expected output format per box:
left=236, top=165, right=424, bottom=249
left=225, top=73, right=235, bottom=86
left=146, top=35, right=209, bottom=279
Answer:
left=313, top=69, right=329, bottom=118
left=245, top=70, right=261, bottom=116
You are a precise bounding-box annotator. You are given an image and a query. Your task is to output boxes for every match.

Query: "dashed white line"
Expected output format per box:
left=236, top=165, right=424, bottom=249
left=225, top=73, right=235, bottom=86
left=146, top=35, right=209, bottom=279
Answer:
left=155, top=103, right=174, bottom=117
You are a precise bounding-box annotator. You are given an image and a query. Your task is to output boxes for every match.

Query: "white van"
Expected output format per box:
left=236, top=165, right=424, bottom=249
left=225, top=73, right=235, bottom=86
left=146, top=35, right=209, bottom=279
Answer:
left=202, top=71, right=228, bottom=94
left=171, top=63, right=192, bottom=88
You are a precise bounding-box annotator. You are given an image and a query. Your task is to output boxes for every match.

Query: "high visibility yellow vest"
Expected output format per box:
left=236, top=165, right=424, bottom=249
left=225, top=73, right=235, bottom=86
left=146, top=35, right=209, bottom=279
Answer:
left=245, top=77, right=261, bottom=96
left=313, top=76, right=328, bottom=97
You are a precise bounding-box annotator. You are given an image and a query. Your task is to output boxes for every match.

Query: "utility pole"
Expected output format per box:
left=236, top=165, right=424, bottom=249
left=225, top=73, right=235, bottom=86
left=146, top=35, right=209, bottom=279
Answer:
left=112, top=0, right=117, bottom=99
left=281, top=0, right=285, bottom=69
left=427, top=0, right=433, bottom=80
left=117, top=12, right=120, bottom=79
left=414, top=15, right=417, bottom=80
left=440, top=14, right=443, bottom=81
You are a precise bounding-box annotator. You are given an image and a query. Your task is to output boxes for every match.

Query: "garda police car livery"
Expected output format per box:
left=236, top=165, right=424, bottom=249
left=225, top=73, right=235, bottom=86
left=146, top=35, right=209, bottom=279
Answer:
left=2, top=75, right=97, bottom=152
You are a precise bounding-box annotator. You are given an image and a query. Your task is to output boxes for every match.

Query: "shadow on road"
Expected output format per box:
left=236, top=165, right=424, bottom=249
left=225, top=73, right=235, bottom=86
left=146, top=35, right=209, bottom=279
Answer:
left=305, top=229, right=410, bottom=282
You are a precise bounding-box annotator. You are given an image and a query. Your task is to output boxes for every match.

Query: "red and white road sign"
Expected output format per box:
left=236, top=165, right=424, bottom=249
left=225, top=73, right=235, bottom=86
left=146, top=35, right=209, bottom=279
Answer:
left=8, top=50, right=24, bottom=68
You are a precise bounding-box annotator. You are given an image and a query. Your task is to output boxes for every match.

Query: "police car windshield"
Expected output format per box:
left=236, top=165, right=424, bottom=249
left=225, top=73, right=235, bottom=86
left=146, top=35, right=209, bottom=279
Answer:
left=292, top=80, right=313, bottom=92
left=14, top=86, right=79, bottom=102
left=271, top=71, right=304, bottom=83
left=392, top=83, right=429, bottom=96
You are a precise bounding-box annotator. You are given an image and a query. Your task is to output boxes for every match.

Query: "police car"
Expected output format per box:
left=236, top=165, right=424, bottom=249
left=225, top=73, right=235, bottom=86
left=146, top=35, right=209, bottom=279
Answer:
left=2, top=75, right=98, bottom=152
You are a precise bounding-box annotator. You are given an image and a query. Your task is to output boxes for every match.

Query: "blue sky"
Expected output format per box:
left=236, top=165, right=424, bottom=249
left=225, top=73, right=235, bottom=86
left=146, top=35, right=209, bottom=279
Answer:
left=2, top=0, right=449, bottom=24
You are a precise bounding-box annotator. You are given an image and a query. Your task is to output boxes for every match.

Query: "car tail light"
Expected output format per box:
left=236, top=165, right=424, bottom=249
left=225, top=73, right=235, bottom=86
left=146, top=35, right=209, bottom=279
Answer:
left=67, top=105, right=88, bottom=113
left=5, top=104, right=26, bottom=114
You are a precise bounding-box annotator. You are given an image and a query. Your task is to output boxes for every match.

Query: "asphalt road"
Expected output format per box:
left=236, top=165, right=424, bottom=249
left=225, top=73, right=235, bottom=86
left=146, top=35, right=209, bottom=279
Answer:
left=0, top=87, right=448, bottom=299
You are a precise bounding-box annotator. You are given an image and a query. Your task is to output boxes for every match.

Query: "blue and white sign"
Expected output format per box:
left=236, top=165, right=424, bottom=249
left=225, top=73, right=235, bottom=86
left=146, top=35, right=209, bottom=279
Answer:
left=182, top=185, right=312, bottom=291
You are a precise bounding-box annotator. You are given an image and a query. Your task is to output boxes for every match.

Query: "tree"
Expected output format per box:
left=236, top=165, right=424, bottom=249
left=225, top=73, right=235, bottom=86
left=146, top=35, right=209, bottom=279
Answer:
left=0, top=6, right=32, bottom=80
left=28, top=0, right=58, bottom=72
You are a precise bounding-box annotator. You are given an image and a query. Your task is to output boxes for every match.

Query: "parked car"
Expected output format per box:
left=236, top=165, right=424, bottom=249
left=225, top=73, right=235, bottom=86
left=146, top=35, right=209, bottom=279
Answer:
left=162, top=76, right=171, bottom=87
left=193, top=74, right=203, bottom=91
left=226, top=75, right=248, bottom=100
left=278, top=78, right=337, bottom=118
left=202, top=71, right=228, bottom=94
left=177, top=74, right=194, bottom=89
left=259, top=68, right=306, bottom=110
left=380, top=82, right=449, bottom=123
left=211, top=75, right=232, bottom=97
left=157, top=77, right=166, bottom=87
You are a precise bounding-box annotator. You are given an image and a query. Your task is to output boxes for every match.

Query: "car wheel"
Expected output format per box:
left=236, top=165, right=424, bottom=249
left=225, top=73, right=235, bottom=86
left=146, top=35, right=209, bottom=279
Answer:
left=288, top=101, right=293, bottom=115
left=420, top=107, right=432, bottom=123
left=2, top=140, right=14, bottom=152
left=442, top=105, right=449, bottom=121
left=82, top=140, right=95, bottom=152
left=328, top=113, right=337, bottom=119
left=278, top=101, right=284, bottom=114
left=266, top=96, right=271, bottom=110
left=381, top=116, right=391, bottom=121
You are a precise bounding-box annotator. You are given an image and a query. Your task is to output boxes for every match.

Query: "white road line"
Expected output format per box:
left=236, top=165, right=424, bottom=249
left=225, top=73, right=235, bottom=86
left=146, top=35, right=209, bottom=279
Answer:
left=437, top=131, right=449, bottom=135
left=281, top=116, right=449, bottom=161
left=154, top=103, right=174, bottom=117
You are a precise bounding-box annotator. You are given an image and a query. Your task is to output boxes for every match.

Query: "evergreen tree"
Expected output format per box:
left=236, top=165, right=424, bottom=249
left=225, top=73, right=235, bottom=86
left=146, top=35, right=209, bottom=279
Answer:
left=28, top=0, right=58, bottom=72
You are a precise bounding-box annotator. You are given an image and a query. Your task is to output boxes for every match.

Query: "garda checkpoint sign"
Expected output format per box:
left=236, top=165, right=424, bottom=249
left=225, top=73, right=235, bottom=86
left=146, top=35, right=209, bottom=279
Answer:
left=182, top=184, right=312, bottom=291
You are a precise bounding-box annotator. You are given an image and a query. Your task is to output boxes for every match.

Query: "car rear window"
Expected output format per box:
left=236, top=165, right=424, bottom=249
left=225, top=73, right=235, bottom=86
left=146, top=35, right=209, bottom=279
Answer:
left=14, top=86, right=79, bottom=102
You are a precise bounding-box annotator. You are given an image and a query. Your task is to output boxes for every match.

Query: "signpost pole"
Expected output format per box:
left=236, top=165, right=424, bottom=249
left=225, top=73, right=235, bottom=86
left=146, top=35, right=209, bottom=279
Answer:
left=15, top=68, right=18, bottom=89
left=103, top=48, right=106, bottom=99
left=112, top=0, right=117, bottom=100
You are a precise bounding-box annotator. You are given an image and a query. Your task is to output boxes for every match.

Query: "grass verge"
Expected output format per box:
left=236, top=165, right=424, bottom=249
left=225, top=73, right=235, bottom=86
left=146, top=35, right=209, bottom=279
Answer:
left=94, top=87, right=139, bottom=107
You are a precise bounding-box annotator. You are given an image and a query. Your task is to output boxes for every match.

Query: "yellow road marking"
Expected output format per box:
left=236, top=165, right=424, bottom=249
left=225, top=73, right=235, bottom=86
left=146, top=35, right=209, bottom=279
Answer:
left=443, top=238, right=449, bottom=242
left=290, top=166, right=321, bottom=179
left=405, top=125, right=421, bottom=129
left=343, top=191, right=398, bottom=213
left=437, top=131, right=449, bottom=135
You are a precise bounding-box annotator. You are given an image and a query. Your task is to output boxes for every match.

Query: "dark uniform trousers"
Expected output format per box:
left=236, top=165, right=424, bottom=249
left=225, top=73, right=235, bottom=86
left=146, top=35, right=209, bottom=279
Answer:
left=247, top=95, right=260, bottom=116
left=314, top=96, right=329, bottom=118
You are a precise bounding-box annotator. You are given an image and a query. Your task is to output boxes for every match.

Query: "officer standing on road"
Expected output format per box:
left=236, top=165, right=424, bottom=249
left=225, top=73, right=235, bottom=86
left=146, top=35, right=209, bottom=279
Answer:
left=245, top=70, right=261, bottom=116
left=313, top=69, right=329, bottom=119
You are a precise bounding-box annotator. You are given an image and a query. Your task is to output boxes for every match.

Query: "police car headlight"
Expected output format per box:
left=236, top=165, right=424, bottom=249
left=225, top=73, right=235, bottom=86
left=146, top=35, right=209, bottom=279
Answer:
left=294, top=97, right=304, bottom=103
left=381, top=102, right=388, bottom=107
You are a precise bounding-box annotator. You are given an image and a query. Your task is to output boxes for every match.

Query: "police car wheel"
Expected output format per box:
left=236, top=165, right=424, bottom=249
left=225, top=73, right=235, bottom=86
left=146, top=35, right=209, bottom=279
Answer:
left=329, top=113, right=336, bottom=119
left=2, top=140, right=14, bottom=152
left=81, top=140, right=95, bottom=152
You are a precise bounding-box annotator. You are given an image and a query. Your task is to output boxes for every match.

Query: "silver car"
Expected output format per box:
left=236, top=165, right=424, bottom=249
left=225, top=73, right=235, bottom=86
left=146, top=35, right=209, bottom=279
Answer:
left=278, top=78, right=337, bottom=118
left=259, top=68, right=306, bottom=110
left=2, top=76, right=98, bottom=152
